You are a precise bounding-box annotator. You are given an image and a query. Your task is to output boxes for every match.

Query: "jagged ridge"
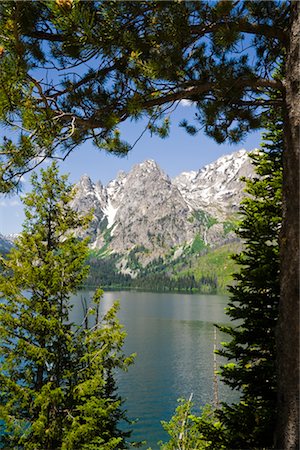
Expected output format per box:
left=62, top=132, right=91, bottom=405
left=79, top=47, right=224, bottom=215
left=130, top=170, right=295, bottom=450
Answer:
left=71, top=149, right=254, bottom=276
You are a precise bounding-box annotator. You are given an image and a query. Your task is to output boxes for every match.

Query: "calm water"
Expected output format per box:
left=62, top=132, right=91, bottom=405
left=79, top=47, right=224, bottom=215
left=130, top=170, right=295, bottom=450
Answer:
left=71, top=291, right=237, bottom=449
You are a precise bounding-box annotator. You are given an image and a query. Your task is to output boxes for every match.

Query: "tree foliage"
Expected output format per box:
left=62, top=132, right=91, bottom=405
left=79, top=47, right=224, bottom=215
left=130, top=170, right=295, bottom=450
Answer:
left=216, top=109, right=282, bottom=449
left=85, top=253, right=219, bottom=294
left=0, top=0, right=288, bottom=192
left=160, top=398, right=226, bottom=450
left=161, top=109, right=283, bottom=449
left=0, top=163, right=134, bottom=449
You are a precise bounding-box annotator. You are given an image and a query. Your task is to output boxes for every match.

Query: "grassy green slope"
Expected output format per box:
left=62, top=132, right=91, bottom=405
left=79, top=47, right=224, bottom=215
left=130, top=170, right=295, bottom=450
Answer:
left=175, top=242, right=242, bottom=293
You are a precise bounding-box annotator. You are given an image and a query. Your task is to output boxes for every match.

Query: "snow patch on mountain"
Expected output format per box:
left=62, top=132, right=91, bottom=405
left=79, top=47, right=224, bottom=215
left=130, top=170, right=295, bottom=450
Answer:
left=103, top=200, right=118, bottom=229
left=71, top=149, right=255, bottom=262
left=173, top=149, right=255, bottom=217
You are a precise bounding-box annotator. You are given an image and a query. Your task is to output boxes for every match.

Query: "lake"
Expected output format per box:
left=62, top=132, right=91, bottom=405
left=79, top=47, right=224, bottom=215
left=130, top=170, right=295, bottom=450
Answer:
left=71, top=291, right=238, bottom=449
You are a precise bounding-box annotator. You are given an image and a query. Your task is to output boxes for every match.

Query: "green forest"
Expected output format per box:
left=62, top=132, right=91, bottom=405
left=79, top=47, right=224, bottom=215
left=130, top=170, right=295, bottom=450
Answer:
left=85, top=243, right=238, bottom=294
left=0, top=1, right=298, bottom=449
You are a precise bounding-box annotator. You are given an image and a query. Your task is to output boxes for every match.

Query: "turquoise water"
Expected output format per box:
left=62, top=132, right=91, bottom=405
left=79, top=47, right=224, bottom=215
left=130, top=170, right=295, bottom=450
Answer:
left=71, top=291, right=237, bottom=449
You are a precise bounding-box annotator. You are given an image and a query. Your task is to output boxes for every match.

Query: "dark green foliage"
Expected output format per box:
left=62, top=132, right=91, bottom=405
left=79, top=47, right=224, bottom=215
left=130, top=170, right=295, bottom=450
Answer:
left=160, top=108, right=282, bottom=449
left=0, top=163, right=134, bottom=449
left=60, top=292, right=134, bottom=450
left=85, top=251, right=219, bottom=294
left=190, top=234, right=207, bottom=255
left=191, top=210, right=218, bottom=229
left=222, top=221, right=236, bottom=236
left=85, top=254, right=132, bottom=289
left=126, top=246, right=145, bottom=272
left=133, top=272, right=217, bottom=294
left=215, top=111, right=282, bottom=448
left=160, top=399, right=226, bottom=450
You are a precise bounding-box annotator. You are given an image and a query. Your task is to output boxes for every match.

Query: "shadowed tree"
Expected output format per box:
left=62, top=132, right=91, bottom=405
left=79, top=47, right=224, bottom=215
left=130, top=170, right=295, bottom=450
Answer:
left=0, top=163, right=134, bottom=449
left=216, top=107, right=283, bottom=449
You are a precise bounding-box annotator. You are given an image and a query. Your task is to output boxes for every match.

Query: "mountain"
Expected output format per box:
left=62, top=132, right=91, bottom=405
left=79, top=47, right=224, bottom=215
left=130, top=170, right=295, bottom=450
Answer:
left=173, top=149, right=254, bottom=218
left=0, top=233, right=14, bottom=255
left=71, top=149, right=254, bottom=285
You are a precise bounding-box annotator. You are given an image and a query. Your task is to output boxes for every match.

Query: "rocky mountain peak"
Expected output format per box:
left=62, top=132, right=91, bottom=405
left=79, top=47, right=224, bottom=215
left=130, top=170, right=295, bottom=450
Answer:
left=78, top=174, right=94, bottom=191
left=71, top=149, right=255, bottom=267
left=136, top=159, right=159, bottom=170
left=196, top=149, right=250, bottom=181
left=173, top=149, right=254, bottom=218
left=129, top=159, right=167, bottom=180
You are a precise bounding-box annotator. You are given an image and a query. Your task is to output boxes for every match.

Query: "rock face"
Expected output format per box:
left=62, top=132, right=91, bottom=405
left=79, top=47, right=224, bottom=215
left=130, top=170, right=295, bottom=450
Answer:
left=173, top=149, right=254, bottom=218
left=107, top=161, right=198, bottom=257
left=71, top=149, right=255, bottom=268
left=0, top=233, right=14, bottom=255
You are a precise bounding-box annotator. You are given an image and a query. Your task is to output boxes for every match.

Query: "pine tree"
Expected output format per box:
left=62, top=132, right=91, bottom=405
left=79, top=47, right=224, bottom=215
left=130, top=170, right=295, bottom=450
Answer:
left=0, top=1, right=291, bottom=191
left=0, top=163, right=134, bottom=449
left=61, top=290, right=134, bottom=450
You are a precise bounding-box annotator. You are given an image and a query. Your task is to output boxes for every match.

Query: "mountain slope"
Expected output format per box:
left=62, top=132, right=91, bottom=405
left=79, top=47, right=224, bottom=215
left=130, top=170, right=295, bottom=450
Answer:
left=72, top=149, right=254, bottom=279
left=173, top=149, right=254, bottom=217
left=0, top=234, right=14, bottom=255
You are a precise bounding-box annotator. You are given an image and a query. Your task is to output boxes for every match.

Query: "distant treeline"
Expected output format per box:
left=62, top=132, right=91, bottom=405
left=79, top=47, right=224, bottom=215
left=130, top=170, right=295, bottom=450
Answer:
left=85, top=255, right=218, bottom=294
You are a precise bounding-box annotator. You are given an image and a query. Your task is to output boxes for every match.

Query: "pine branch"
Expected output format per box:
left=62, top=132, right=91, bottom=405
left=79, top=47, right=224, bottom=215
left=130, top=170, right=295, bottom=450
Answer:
left=190, top=21, right=288, bottom=44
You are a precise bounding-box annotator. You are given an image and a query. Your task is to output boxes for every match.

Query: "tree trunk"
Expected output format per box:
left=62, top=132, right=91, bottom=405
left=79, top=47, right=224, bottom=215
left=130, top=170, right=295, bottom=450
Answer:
left=275, top=2, right=300, bottom=449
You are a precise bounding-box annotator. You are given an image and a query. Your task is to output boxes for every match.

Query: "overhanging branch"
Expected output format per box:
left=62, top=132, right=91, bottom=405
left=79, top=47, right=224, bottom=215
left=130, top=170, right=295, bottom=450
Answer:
left=190, top=21, right=288, bottom=44
left=140, top=78, right=284, bottom=111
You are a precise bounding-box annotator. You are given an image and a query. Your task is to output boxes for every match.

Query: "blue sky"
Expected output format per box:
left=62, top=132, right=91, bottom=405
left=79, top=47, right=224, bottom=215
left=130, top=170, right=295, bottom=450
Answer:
left=0, top=102, right=262, bottom=235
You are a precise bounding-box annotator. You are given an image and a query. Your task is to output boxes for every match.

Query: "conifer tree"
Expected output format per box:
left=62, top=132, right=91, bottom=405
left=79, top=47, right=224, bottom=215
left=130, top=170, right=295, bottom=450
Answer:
left=0, top=163, right=134, bottom=449
left=0, top=1, right=290, bottom=190
left=216, top=109, right=283, bottom=449
left=160, top=109, right=283, bottom=450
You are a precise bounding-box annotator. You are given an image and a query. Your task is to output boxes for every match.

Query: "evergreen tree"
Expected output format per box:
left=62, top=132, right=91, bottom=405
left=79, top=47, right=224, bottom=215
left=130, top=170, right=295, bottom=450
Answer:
left=61, top=290, right=134, bottom=450
left=160, top=109, right=283, bottom=449
left=160, top=400, right=226, bottom=450
left=0, top=163, right=134, bottom=449
left=216, top=109, right=283, bottom=449
left=0, top=1, right=290, bottom=190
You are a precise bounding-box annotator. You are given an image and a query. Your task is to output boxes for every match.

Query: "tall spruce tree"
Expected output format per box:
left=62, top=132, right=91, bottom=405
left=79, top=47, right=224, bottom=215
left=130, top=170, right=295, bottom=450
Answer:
left=0, top=163, right=134, bottom=449
left=160, top=109, right=283, bottom=449
left=216, top=109, right=283, bottom=449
